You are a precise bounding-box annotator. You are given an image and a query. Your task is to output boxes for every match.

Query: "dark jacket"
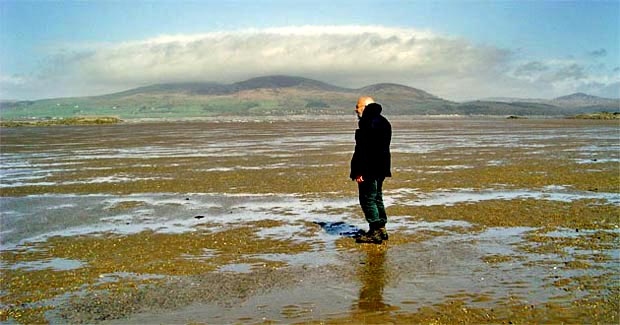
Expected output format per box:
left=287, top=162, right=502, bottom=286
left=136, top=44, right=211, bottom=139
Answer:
left=350, top=103, right=392, bottom=180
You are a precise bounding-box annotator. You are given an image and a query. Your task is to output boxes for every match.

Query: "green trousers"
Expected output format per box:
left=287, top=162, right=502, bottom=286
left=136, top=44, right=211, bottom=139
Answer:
left=358, top=177, right=387, bottom=228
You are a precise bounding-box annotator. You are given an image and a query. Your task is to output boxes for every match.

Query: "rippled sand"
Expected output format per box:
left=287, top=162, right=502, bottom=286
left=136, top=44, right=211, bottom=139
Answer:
left=1, top=117, right=618, bottom=323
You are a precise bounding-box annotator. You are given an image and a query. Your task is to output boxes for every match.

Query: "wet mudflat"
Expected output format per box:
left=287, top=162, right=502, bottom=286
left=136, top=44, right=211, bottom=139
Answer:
left=0, top=117, right=618, bottom=324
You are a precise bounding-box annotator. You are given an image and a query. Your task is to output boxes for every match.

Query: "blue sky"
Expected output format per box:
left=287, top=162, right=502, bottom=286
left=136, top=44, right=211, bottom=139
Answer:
left=1, top=0, right=618, bottom=100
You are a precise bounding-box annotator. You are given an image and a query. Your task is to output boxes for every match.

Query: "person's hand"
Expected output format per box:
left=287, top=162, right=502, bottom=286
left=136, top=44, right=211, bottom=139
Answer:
left=355, top=176, right=364, bottom=183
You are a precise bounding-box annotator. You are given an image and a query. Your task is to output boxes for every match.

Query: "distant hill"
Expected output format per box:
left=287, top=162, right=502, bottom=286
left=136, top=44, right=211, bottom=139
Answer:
left=358, top=83, right=439, bottom=100
left=458, top=101, right=569, bottom=116
left=234, top=75, right=349, bottom=93
left=551, top=92, right=619, bottom=109
left=555, top=92, right=608, bottom=101
left=105, top=82, right=231, bottom=97
left=0, top=76, right=456, bottom=119
left=1, top=76, right=618, bottom=119
left=107, top=76, right=349, bottom=97
left=482, top=93, right=619, bottom=112
left=482, top=97, right=548, bottom=103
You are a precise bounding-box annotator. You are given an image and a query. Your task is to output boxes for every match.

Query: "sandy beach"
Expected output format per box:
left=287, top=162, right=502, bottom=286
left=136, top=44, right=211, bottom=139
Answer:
left=1, top=117, right=618, bottom=323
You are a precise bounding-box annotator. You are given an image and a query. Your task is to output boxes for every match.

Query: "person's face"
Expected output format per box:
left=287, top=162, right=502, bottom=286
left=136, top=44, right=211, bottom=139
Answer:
left=355, top=102, right=365, bottom=118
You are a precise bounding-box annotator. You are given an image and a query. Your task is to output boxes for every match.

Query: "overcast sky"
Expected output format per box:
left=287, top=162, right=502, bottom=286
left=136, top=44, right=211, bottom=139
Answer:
left=1, top=0, right=618, bottom=101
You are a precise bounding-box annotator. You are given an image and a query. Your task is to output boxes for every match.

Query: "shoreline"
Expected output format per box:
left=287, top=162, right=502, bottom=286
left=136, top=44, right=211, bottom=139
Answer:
left=3, top=113, right=620, bottom=127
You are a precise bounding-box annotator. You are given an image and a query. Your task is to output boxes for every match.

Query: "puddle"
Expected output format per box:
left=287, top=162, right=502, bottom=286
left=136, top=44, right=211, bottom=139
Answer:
left=1, top=258, right=85, bottom=271
left=249, top=251, right=341, bottom=268
left=218, top=263, right=254, bottom=273
left=95, top=272, right=167, bottom=284
left=576, top=158, right=620, bottom=164
left=314, top=221, right=363, bottom=237
left=399, top=188, right=620, bottom=206
left=180, top=248, right=219, bottom=261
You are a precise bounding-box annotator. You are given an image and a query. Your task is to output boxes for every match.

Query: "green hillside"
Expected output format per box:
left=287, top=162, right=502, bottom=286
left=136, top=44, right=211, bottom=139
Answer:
left=1, top=76, right=618, bottom=120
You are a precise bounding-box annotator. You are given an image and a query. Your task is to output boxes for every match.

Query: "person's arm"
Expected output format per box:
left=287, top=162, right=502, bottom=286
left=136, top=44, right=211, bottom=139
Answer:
left=350, top=128, right=369, bottom=181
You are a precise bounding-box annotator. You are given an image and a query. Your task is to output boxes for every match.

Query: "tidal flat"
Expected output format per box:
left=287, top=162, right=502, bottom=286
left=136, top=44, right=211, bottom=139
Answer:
left=0, top=117, right=619, bottom=324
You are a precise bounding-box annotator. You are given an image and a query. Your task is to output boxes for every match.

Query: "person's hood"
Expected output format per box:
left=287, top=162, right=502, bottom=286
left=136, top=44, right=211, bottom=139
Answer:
left=362, top=103, right=382, bottom=118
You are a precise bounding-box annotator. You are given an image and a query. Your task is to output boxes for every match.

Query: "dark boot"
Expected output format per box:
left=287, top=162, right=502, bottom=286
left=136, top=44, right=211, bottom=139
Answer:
left=355, top=228, right=383, bottom=244
left=378, top=227, right=388, bottom=241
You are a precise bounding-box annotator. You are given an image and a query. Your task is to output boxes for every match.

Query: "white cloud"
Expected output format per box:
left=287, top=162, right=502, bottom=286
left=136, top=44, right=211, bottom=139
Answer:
left=508, top=59, right=620, bottom=98
left=4, top=25, right=620, bottom=100
left=0, top=74, right=26, bottom=85
left=0, top=74, right=34, bottom=100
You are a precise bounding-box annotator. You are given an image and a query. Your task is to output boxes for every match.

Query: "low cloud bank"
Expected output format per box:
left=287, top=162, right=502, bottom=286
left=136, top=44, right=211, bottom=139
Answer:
left=2, top=26, right=618, bottom=100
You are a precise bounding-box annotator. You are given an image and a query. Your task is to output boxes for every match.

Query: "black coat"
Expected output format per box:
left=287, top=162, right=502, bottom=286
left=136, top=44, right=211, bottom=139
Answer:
left=350, top=103, right=392, bottom=180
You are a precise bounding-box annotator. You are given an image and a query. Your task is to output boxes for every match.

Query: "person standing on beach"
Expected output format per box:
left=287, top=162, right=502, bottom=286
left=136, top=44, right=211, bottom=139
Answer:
left=350, top=96, right=392, bottom=244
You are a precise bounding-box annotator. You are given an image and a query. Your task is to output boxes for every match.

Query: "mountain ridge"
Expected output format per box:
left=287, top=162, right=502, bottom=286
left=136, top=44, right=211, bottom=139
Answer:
left=101, top=76, right=433, bottom=99
left=1, top=75, right=618, bottom=119
left=555, top=92, right=605, bottom=101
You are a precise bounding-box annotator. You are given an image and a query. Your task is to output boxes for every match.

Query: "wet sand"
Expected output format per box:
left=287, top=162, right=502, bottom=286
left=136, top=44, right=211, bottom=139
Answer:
left=0, top=117, right=618, bottom=323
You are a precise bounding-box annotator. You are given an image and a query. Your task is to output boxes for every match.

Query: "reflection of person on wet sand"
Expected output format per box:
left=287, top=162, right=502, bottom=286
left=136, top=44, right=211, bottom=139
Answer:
left=350, top=96, right=392, bottom=244
left=353, top=247, right=392, bottom=321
